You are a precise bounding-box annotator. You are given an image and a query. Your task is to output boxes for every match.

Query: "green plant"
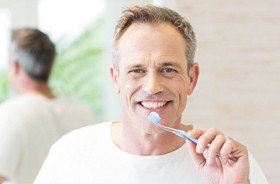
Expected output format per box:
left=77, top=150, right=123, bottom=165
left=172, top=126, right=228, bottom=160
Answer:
left=50, top=18, right=105, bottom=121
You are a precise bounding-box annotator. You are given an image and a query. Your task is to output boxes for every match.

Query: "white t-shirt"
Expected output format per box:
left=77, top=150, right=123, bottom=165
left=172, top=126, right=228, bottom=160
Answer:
left=0, top=94, right=95, bottom=184
left=34, top=122, right=268, bottom=184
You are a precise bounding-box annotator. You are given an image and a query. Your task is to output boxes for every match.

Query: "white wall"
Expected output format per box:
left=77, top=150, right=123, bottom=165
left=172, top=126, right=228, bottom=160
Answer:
left=0, top=0, right=37, bottom=27
left=175, top=1, right=279, bottom=183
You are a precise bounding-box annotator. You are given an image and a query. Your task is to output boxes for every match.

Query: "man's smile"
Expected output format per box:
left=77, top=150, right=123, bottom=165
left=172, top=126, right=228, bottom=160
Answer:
left=140, top=101, right=170, bottom=109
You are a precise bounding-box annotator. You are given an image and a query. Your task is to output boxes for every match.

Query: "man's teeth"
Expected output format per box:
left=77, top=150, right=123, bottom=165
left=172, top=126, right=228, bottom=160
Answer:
left=141, top=102, right=167, bottom=109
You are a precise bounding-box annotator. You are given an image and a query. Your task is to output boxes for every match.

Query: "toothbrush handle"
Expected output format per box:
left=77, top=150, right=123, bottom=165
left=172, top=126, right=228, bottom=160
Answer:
left=178, top=130, right=199, bottom=144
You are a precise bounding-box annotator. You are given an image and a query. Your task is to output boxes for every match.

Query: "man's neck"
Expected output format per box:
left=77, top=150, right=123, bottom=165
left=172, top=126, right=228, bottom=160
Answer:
left=111, top=121, right=190, bottom=156
left=25, top=87, right=55, bottom=99
left=18, top=80, right=55, bottom=99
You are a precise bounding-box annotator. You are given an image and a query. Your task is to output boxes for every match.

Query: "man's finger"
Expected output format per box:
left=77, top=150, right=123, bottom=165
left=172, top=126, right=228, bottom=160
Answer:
left=186, top=139, right=206, bottom=170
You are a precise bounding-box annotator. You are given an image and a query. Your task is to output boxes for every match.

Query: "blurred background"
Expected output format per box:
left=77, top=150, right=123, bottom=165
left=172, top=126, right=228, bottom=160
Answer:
left=0, top=0, right=279, bottom=183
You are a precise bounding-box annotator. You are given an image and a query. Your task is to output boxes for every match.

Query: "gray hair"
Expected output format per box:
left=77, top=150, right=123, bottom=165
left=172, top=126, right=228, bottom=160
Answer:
left=10, top=28, right=55, bottom=82
left=112, top=5, right=196, bottom=71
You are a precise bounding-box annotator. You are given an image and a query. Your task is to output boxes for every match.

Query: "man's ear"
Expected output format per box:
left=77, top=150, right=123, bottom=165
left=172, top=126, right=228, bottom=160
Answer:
left=110, top=65, right=120, bottom=94
left=187, top=63, right=199, bottom=95
left=10, top=59, right=21, bottom=75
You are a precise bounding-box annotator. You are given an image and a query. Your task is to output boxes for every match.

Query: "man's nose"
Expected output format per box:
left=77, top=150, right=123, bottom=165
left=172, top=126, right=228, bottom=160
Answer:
left=142, top=72, right=163, bottom=95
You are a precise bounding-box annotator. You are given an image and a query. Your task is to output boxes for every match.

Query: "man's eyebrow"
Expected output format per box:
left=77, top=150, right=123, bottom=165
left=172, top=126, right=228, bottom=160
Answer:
left=125, top=63, right=145, bottom=69
left=123, top=61, right=184, bottom=70
left=160, top=62, right=181, bottom=68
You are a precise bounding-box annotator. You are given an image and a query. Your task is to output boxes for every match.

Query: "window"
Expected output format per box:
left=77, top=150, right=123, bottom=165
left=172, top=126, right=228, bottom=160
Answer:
left=38, top=0, right=107, bottom=121
left=38, top=0, right=105, bottom=43
left=0, top=8, right=11, bottom=70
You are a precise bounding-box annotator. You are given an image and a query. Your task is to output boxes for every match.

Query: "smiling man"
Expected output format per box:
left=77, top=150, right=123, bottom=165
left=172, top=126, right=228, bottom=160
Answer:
left=34, top=5, right=268, bottom=184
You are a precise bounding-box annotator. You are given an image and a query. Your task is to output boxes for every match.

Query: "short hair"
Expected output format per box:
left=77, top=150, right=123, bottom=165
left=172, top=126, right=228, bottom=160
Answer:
left=112, top=5, right=196, bottom=71
left=10, top=28, right=56, bottom=82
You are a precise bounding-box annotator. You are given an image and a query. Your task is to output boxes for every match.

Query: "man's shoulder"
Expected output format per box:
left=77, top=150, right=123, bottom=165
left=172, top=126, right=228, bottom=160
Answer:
left=0, top=94, right=47, bottom=110
left=0, top=95, right=28, bottom=115
left=52, top=122, right=112, bottom=149
left=53, top=97, right=93, bottom=115
left=66, top=122, right=111, bottom=137
left=54, top=96, right=85, bottom=106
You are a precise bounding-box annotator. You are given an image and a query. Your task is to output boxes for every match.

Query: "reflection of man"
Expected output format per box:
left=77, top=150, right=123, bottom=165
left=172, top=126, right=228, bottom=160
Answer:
left=0, top=28, right=94, bottom=184
left=35, top=5, right=267, bottom=184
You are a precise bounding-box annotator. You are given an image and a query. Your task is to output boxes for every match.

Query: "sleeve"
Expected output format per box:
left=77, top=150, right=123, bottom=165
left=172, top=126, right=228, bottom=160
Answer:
left=0, top=109, right=24, bottom=180
left=248, top=152, right=268, bottom=184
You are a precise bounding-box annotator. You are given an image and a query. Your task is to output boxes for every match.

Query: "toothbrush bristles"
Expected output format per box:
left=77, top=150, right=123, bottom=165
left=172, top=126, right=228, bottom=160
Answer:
left=148, top=112, right=161, bottom=124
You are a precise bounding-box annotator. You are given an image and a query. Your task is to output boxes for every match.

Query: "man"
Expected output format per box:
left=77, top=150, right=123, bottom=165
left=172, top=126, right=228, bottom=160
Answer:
left=34, top=5, right=267, bottom=184
left=0, top=28, right=94, bottom=184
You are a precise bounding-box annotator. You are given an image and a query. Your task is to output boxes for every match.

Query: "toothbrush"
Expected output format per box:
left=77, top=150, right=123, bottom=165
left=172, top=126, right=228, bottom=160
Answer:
left=147, top=112, right=198, bottom=144
left=148, top=112, right=227, bottom=159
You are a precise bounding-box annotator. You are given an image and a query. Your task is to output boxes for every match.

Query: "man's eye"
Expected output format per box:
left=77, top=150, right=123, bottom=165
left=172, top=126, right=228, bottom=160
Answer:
left=162, top=68, right=175, bottom=73
left=161, top=67, right=177, bottom=77
left=128, top=69, right=145, bottom=78
left=130, top=69, right=143, bottom=73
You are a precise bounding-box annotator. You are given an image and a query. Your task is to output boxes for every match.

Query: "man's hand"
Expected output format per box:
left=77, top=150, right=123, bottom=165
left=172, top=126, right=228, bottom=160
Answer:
left=187, top=128, right=250, bottom=184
